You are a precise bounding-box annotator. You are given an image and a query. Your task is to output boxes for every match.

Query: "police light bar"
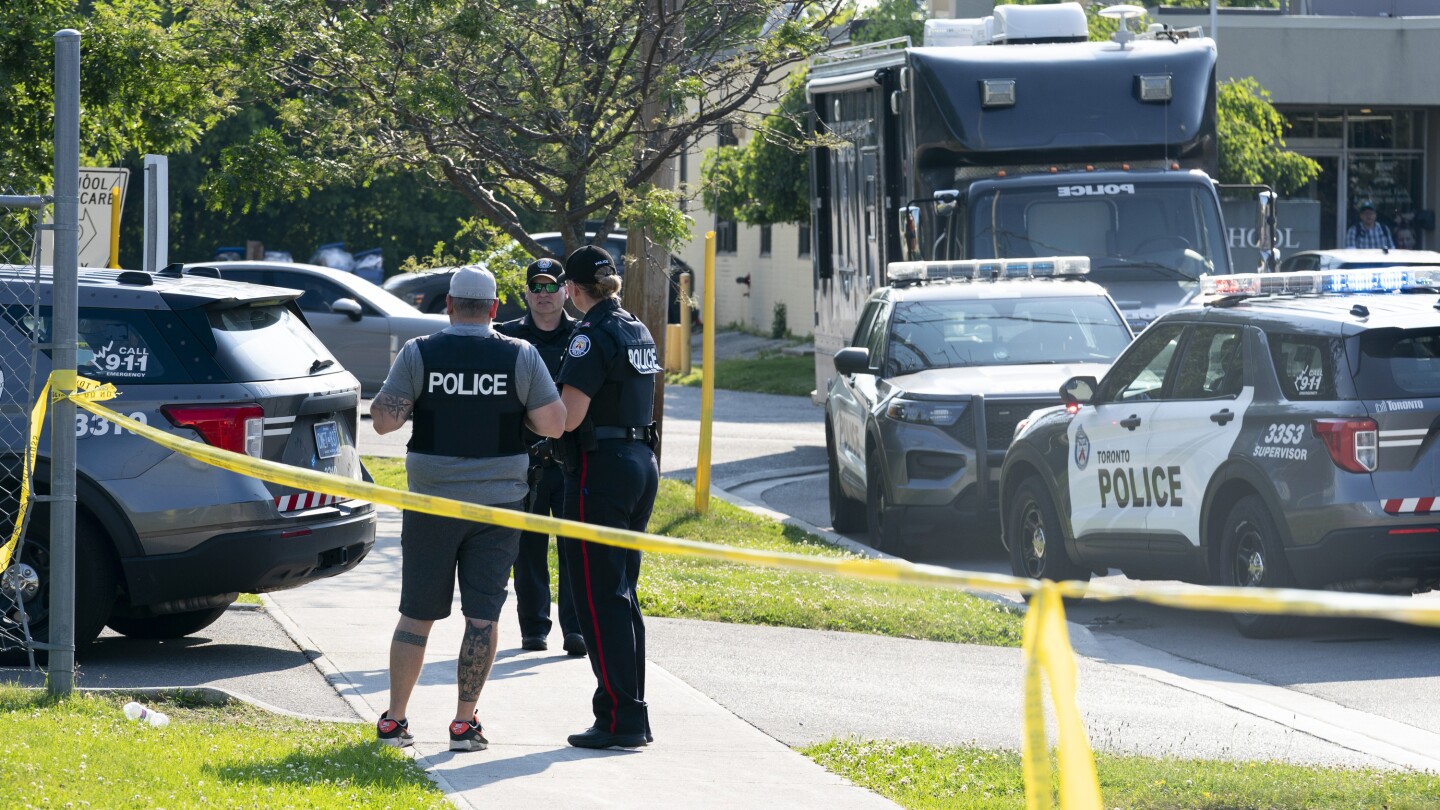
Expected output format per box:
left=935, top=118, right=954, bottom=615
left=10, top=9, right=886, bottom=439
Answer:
left=1201, top=267, right=1440, bottom=298
left=887, top=256, right=1090, bottom=285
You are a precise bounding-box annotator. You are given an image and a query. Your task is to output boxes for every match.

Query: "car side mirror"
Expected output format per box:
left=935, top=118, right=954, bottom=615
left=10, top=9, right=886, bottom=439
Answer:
left=1060, top=375, right=1098, bottom=406
left=331, top=297, right=363, bottom=321
left=833, top=346, right=874, bottom=376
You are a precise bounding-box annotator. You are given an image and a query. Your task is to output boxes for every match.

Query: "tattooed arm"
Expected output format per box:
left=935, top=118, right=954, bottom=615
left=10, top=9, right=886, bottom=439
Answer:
left=371, top=392, right=414, bottom=435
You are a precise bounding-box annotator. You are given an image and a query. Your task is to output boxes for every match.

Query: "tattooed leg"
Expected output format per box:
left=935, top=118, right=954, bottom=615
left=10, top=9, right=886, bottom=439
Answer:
left=456, top=619, right=499, bottom=720
left=387, top=616, right=433, bottom=722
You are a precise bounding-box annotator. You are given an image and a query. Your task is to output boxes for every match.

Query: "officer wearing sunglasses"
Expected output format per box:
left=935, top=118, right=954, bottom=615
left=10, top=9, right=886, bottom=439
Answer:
left=496, top=257, right=586, bottom=658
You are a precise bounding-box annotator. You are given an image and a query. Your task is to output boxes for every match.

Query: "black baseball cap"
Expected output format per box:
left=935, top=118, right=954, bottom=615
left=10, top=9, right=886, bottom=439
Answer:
left=526, top=257, right=561, bottom=283
left=562, top=244, right=617, bottom=285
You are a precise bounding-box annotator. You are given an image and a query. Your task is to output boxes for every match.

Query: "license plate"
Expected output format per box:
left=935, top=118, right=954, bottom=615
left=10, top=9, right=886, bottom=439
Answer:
left=313, top=420, right=341, bottom=460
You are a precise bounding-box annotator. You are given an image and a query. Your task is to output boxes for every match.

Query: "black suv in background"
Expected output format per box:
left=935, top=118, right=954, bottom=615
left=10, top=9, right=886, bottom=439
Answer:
left=383, top=232, right=699, bottom=325
left=0, top=266, right=375, bottom=657
left=824, top=258, right=1132, bottom=552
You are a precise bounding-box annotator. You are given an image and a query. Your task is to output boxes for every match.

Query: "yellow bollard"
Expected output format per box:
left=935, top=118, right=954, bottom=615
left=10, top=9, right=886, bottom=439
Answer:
left=695, top=233, right=717, bottom=513
left=679, top=272, right=692, bottom=375
left=665, top=324, right=683, bottom=372
left=107, top=185, right=121, bottom=269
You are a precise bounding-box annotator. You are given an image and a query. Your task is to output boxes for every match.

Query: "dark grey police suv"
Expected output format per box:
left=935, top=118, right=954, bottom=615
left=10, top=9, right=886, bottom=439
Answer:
left=0, top=265, right=375, bottom=657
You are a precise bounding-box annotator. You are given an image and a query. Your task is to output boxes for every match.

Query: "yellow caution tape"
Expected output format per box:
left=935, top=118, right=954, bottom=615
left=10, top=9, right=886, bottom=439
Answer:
left=0, top=380, right=52, bottom=571
left=1023, top=584, right=1101, bottom=810
left=19, top=373, right=1440, bottom=810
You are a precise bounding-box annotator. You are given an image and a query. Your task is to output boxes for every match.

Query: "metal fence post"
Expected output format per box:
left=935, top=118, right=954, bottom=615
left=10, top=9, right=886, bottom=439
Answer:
left=48, top=28, right=81, bottom=696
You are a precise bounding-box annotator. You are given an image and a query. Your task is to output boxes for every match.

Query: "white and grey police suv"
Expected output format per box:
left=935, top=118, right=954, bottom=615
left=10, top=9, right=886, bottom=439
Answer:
left=0, top=265, right=375, bottom=657
left=825, top=258, right=1132, bottom=551
left=1001, top=267, right=1440, bottom=636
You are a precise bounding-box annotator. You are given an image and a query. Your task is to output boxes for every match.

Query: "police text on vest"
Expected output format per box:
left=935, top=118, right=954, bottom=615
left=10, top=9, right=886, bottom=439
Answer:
left=428, top=372, right=509, bottom=396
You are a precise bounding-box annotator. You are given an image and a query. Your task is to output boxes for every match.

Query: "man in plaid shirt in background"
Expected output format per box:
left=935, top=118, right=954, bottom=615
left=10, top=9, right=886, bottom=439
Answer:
left=1345, top=200, right=1395, bottom=249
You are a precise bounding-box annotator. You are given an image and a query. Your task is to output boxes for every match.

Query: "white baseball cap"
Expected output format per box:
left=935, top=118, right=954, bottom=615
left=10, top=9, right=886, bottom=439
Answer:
left=449, top=265, right=497, bottom=299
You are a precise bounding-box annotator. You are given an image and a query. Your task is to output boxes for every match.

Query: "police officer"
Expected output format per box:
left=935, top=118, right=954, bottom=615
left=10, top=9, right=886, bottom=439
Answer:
left=555, top=244, right=662, bottom=750
left=370, top=265, right=566, bottom=752
left=496, top=257, right=586, bottom=657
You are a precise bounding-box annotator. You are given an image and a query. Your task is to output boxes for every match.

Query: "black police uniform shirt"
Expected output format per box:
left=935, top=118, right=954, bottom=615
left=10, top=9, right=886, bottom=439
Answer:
left=497, top=312, right=577, bottom=444
left=377, top=323, right=559, bottom=505
left=557, top=298, right=662, bottom=428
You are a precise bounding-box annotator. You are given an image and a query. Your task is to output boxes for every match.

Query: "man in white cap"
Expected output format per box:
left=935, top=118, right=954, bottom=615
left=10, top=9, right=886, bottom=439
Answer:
left=370, top=264, right=566, bottom=752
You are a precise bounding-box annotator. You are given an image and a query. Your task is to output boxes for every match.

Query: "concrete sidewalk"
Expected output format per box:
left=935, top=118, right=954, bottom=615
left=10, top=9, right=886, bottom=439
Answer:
left=265, top=505, right=896, bottom=809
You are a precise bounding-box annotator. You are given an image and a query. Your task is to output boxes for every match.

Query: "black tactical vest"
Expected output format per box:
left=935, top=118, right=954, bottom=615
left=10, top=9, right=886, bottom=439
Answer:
left=407, top=331, right=526, bottom=457
left=587, top=301, right=661, bottom=427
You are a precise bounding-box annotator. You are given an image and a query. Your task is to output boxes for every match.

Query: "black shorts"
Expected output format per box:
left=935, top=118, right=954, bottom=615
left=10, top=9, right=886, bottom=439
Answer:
left=399, top=501, right=524, bottom=622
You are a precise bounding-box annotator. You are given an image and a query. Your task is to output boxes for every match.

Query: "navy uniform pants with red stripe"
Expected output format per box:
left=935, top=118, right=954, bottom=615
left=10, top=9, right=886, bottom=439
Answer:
left=560, top=438, right=659, bottom=736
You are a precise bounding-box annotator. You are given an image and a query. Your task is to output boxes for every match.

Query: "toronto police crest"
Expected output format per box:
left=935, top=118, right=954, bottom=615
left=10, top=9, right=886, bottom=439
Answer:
left=1074, top=425, right=1090, bottom=470
left=567, top=334, right=592, bottom=357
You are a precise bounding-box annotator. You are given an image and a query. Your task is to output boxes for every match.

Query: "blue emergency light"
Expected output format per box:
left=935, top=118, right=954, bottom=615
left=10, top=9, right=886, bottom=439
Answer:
left=1202, top=267, right=1440, bottom=298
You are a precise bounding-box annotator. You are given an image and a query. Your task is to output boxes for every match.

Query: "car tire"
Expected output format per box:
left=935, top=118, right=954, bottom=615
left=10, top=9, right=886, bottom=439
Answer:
left=1, top=511, right=118, bottom=661
left=1218, top=494, right=1297, bottom=639
left=1007, top=478, right=1089, bottom=583
left=826, top=426, right=865, bottom=533
left=107, top=605, right=231, bottom=640
left=866, top=451, right=904, bottom=553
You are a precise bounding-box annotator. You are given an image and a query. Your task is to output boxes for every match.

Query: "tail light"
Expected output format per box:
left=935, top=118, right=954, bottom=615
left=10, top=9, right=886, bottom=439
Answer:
left=163, top=404, right=265, bottom=456
left=1312, top=418, right=1377, bottom=473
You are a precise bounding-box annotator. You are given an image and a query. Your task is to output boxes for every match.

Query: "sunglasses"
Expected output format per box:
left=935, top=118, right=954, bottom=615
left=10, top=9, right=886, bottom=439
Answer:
left=528, top=281, right=562, bottom=294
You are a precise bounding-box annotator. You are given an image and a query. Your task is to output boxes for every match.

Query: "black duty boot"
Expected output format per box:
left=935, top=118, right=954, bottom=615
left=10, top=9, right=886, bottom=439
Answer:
left=567, top=726, right=647, bottom=749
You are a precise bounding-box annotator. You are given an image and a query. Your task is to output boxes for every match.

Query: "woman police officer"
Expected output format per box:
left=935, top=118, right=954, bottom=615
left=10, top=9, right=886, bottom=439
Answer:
left=554, top=244, right=662, bottom=749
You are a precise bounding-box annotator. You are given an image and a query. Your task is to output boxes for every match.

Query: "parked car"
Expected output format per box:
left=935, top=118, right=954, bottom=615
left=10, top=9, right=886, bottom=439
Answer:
left=0, top=265, right=375, bottom=657
left=186, top=261, right=449, bottom=395
left=1276, top=248, right=1440, bottom=273
left=1001, top=266, right=1440, bottom=637
left=382, top=232, right=699, bottom=325
left=824, top=258, right=1133, bottom=552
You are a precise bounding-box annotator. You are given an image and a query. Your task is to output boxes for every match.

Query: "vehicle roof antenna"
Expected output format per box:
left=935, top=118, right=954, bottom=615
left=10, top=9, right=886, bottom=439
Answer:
left=1100, top=4, right=1144, bottom=50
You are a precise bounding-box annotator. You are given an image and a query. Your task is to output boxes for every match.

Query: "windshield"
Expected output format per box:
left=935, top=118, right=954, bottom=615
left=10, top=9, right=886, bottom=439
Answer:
left=916, top=181, right=1228, bottom=285
left=885, top=296, right=1131, bottom=373
left=209, top=304, right=339, bottom=382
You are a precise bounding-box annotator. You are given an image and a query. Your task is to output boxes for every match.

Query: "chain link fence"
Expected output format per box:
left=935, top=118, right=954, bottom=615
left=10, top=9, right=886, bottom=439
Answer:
left=0, top=194, right=50, bottom=668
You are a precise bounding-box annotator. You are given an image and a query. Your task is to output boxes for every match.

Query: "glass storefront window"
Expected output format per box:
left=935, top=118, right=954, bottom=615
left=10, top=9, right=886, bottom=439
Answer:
left=1348, top=154, right=1425, bottom=249
left=1349, top=110, right=1421, bottom=150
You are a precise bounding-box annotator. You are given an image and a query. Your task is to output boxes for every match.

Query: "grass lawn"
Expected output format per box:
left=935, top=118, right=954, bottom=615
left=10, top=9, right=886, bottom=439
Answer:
left=0, top=686, right=448, bottom=809
left=804, top=738, right=1440, bottom=810
left=667, top=352, right=814, bottom=397
left=361, top=457, right=1022, bottom=647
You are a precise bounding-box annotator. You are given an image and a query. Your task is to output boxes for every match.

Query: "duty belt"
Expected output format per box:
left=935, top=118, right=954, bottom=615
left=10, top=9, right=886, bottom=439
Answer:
left=593, top=425, right=652, bottom=442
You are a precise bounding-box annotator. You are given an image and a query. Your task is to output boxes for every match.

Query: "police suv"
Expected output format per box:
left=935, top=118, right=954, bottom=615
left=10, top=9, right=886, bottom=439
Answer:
left=1, top=265, right=375, bottom=658
left=1000, top=267, right=1440, bottom=636
left=825, top=257, right=1133, bottom=551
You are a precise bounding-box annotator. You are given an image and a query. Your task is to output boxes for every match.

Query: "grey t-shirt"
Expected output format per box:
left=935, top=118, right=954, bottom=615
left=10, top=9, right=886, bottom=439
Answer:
left=378, top=323, right=559, bottom=504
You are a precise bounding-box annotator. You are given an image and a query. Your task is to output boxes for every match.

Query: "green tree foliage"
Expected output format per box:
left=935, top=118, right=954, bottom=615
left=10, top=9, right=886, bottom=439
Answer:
left=0, top=0, right=230, bottom=193
left=848, top=0, right=924, bottom=45
left=181, top=0, right=845, bottom=259
left=701, top=72, right=811, bottom=227
left=1217, top=77, right=1320, bottom=195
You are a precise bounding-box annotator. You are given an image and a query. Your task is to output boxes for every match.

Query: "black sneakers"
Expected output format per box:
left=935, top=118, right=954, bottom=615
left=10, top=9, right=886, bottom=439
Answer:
left=520, top=635, right=548, bottom=651
left=568, top=726, right=648, bottom=749
left=376, top=711, right=414, bottom=748
left=449, top=713, right=489, bottom=752
left=562, top=632, right=588, bottom=657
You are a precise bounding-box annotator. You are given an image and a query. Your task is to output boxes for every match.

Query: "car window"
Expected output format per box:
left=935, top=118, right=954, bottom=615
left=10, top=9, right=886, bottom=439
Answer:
left=1355, top=327, right=1440, bottom=398
left=207, top=303, right=339, bottom=382
left=1101, top=322, right=1184, bottom=402
left=864, top=302, right=890, bottom=370
left=3, top=306, right=197, bottom=384
left=1171, top=325, right=1245, bottom=399
left=884, top=295, right=1130, bottom=373
left=268, top=271, right=378, bottom=316
left=1268, top=332, right=1340, bottom=400
left=852, top=300, right=882, bottom=348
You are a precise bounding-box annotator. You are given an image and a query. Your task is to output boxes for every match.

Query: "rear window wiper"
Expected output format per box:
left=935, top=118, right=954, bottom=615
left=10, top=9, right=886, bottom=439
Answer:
left=310, top=358, right=335, bottom=374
